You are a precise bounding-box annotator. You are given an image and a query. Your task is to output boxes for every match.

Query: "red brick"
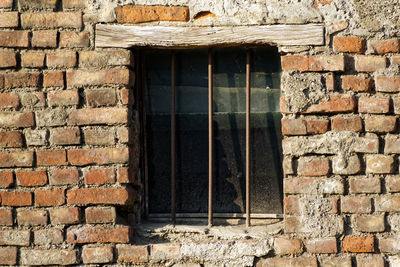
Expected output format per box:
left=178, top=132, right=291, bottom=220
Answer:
left=16, top=170, right=47, bottom=187
left=325, top=73, right=335, bottom=91
left=0, top=151, right=33, bottom=167
left=0, top=131, right=22, bottom=148
left=85, top=206, right=116, bottom=224
left=21, top=12, right=82, bottom=29
left=0, top=230, right=30, bottom=246
left=48, top=90, right=79, bottom=107
left=66, top=225, right=131, bottom=244
left=341, top=75, right=373, bottom=92
left=63, top=0, right=87, bottom=9
left=0, top=171, right=12, bottom=188
left=341, top=196, right=371, bottom=213
left=86, top=89, right=117, bottom=107
left=49, top=207, right=80, bottom=225
left=50, top=168, right=78, bottom=185
left=4, top=72, right=40, bottom=88
left=274, top=238, right=303, bottom=255
left=355, top=215, right=385, bottom=233
left=365, top=116, right=396, bottom=133
left=121, top=89, right=133, bottom=105
left=0, top=93, right=19, bottom=108
left=349, top=177, right=381, bottom=194
left=308, top=55, right=345, bottom=72
left=342, top=236, right=374, bottom=253
left=359, top=97, right=390, bottom=114
left=20, top=249, right=77, bottom=265
left=68, top=148, right=129, bottom=166
left=60, top=31, right=89, bottom=48
left=0, top=208, right=12, bottom=225
left=297, top=157, right=329, bottom=176
left=0, top=31, right=29, bottom=47
left=375, top=76, right=400, bottom=92
left=79, top=50, right=132, bottom=68
left=333, top=36, right=366, bottom=53
left=369, top=39, right=400, bottom=54
left=0, top=0, right=12, bottom=8
left=35, top=189, right=65, bottom=207
left=67, top=69, right=131, bottom=87
left=21, top=52, right=45, bottom=68
left=17, top=209, right=47, bottom=226
left=392, top=55, right=400, bottom=65
left=331, top=116, right=362, bottom=132
left=36, top=150, right=67, bottom=166
left=115, top=5, right=190, bottom=24
left=43, top=71, right=64, bottom=88
left=50, top=127, right=81, bottom=145
left=305, top=238, right=337, bottom=254
left=281, top=119, right=306, bottom=136
left=117, top=167, right=135, bottom=184
left=32, top=30, right=57, bottom=48
left=0, top=51, right=16, bottom=68
left=67, top=187, right=133, bottom=205
left=281, top=55, right=309, bottom=72
left=83, top=246, right=114, bottom=264
left=355, top=55, right=386, bottom=72
left=0, top=247, right=17, bottom=265
left=47, top=51, right=77, bottom=68
left=117, top=244, right=149, bottom=263
left=84, top=168, right=115, bottom=185
left=305, top=95, right=355, bottom=114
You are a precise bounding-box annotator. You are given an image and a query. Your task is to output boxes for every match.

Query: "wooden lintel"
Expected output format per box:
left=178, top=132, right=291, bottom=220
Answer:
left=95, top=24, right=324, bottom=48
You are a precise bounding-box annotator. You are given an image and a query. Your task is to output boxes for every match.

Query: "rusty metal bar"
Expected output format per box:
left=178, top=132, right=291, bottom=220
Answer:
left=246, top=49, right=251, bottom=227
left=171, top=51, right=176, bottom=224
left=208, top=48, right=213, bottom=227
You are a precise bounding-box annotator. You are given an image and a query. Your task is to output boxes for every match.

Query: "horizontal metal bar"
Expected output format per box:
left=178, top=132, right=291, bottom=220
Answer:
left=148, top=213, right=283, bottom=219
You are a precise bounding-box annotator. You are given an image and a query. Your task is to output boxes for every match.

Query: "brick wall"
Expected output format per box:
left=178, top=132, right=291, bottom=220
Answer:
left=0, top=0, right=400, bottom=266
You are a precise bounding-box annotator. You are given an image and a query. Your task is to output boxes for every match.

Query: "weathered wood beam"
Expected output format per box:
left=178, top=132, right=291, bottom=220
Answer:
left=95, top=24, right=324, bottom=48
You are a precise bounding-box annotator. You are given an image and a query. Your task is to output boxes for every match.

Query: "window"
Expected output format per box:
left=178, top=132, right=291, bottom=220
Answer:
left=138, top=47, right=283, bottom=225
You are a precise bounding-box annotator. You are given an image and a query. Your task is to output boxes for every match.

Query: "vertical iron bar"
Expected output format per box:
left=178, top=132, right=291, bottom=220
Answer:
left=171, top=51, right=176, bottom=224
left=208, top=48, right=213, bottom=227
left=246, top=49, right=251, bottom=227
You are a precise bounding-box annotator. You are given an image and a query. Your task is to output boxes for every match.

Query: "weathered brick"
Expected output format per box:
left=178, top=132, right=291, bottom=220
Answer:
left=48, top=90, right=79, bottom=107
left=18, top=0, right=57, bottom=10
left=115, top=5, right=190, bottom=24
left=284, top=195, right=299, bottom=215
left=117, top=244, right=149, bottom=263
left=379, top=238, right=400, bottom=254
left=17, top=209, right=47, bottom=226
left=25, top=129, right=47, bottom=146
left=50, top=127, right=81, bottom=145
left=256, top=257, right=318, bottom=267
left=0, top=11, right=18, bottom=28
left=117, top=127, right=131, bottom=144
left=84, top=128, right=115, bottom=145
left=355, top=55, right=386, bottom=72
left=0, top=151, right=33, bottom=167
left=4, top=72, right=40, bottom=88
left=36, top=150, right=67, bottom=166
left=385, top=134, right=400, bottom=154
left=35, top=189, right=65, bottom=207
left=21, top=52, right=45, bottom=68
left=341, top=75, right=373, bottom=92
left=117, top=167, right=134, bottom=184
left=332, top=154, right=361, bottom=175
left=392, top=55, right=400, bottom=65
left=369, top=39, right=400, bottom=54
left=0, top=93, right=19, bottom=108
left=331, top=116, right=362, bottom=132
left=281, top=119, right=306, bottom=136
left=359, top=97, right=390, bottom=114
left=386, top=176, right=400, bottom=192
left=63, top=0, right=87, bottom=9
left=82, top=246, right=114, bottom=264
left=0, top=31, right=29, bottom=47
left=320, top=256, right=352, bottom=267
left=49, top=207, right=80, bottom=225
left=285, top=177, right=343, bottom=194
left=342, top=236, right=374, bottom=253
left=20, top=249, right=77, bottom=265
left=355, top=215, right=385, bottom=233
left=68, top=148, right=129, bottom=166
left=66, top=225, right=131, bottom=244
left=0, top=51, right=16, bottom=68
left=333, top=36, right=365, bottom=53
left=120, top=88, right=133, bottom=105
left=150, top=243, right=181, bottom=261
left=305, top=238, right=337, bottom=254
left=349, top=177, right=381, bottom=194
left=0, top=131, right=22, bottom=148
left=376, top=195, right=400, bottom=212
left=86, top=89, right=117, bottom=107
left=32, top=30, right=57, bottom=48
left=0, top=247, right=17, bottom=265
left=47, top=51, right=77, bottom=68
left=305, top=95, right=355, bottom=114
left=365, top=116, right=397, bottom=133
left=79, top=50, right=132, bottom=68
left=16, top=170, right=47, bottom=187
left=375, top=76, right=400, bottom=92
left=0, top=208, right=12, bottom=225
left=341, top=196, right=371, bottom=214
left=68, top=107, right=128, bottom=126
left=0, top=229, right=30, bottom=246
left=85, top=206, right=116, bottom=224
left=21, top=92, right=46, bottom=108
left=0, top=0, right=12, bottom=8
left=357, top=255, right=385, bottom=267
left=394, top=97, right=400, bottom=114
left=274, top=238, right=302, bottom=255
left=34, top=229, right=63, bottom=246
left=50, top=168, right=78, bottom=185
left=0, top=171, right=12, bottom=188
left=67, top=69, right=131, bottom=87
left=84, top=168, right=115, bottom=185
left=67, top=187, right=133, bottom=205
left=60, top=31, right=89, bottom=48
left=297, top=156, right=329, bottom=176
left=366, top=155, right=395, bottom=174
left=43, top=71, right=64, bottom=88
left=21, top=12, right=82, bottom=29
